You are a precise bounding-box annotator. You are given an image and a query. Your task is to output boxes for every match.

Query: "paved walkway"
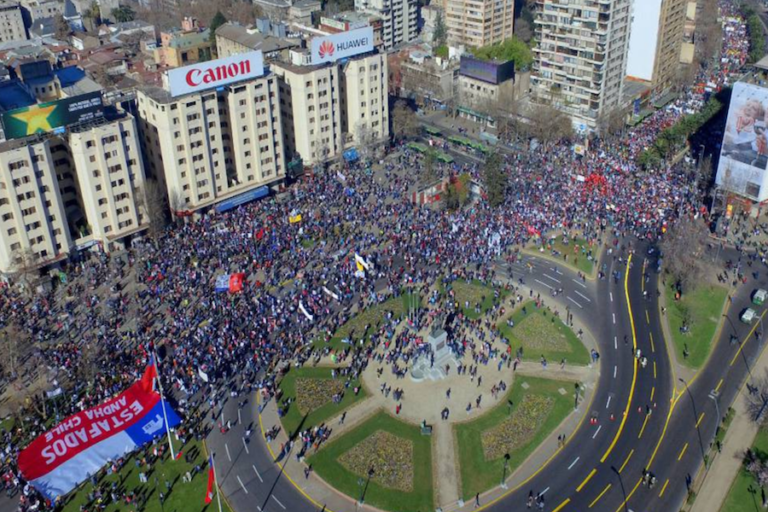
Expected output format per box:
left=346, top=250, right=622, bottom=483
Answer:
left=689, top=342, right=768, bottom=512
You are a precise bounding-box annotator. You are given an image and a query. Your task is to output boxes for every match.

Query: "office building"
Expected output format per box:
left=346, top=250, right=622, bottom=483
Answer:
left=626, top=0, right=686, bottom=91
left=155, top=18, right=212, bottom=68
left=0, top=1, right=27, bottom=43
left=355, top=0, right=418, bottom=49
left=215, top=22, right=300, bottom=61
left=443, top=0, right=514, bottom=48
left=532, top=0, right=633, bottom=130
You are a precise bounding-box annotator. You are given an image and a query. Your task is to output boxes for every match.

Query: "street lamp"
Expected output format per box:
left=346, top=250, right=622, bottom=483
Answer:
left=708, top=390, right=721, bottom=426
left=574, top=383, right=581, bottom=410
left=359, top=467, right=375, bottom=505
left=723, top=314, right=739, bottom=346
left=500, top=453, right=510, bottom=489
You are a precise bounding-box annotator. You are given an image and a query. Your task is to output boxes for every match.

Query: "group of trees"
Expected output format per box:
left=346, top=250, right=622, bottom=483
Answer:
left=659, top=215, right=710, bottom=292
left=471, top=36, right=533, bottom=70
left=126, top=0, right=262, bottom=33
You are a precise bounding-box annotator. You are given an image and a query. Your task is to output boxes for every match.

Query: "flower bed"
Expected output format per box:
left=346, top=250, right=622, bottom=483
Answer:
left=338, top=431, right=414, bottom=492
left=481, top=395, right=554, bottom=461
left=295, top=377, right=345, bottom=415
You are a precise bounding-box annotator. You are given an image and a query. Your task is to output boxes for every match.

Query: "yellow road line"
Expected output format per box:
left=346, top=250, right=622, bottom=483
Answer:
left=613, top=477, right=643, bottom=512
left=730, top=310, right=767, bottom=366
left=619, top=449, right=634, bottom=473
left=715, top=378, right=724, bottom=392
left=638, top=413, right=650, bottom=439
left=648, top=399, right=676, bottom=468
left=696, top=412, right=705, bottom=428
left=646, top=310, right=650, bottom=324
left=589, top=484, right=612, bottom=508
left=553, top=499, right=570, bottom=512
left=650, top=386, right=655, bottom=402
left=650, top=332, right=655, bottom=353
left=659, top=478, right=670, bottom=497
left=577, top=468, right=597, bottom=492
left=602, top=253, right=638, bottom=463
left=678, top=443, right=688, bottom=461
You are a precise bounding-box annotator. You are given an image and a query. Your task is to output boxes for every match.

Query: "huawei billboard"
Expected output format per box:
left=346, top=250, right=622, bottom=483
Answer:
left=311, top=26, right=374, bottom=65
left=167, top=51, right=265, bottom=97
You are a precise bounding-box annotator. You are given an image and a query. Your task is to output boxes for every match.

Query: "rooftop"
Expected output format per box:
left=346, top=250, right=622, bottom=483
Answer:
left=215, top=23, right=300, bottom=54
left=0, top=81, right=35, bottom=112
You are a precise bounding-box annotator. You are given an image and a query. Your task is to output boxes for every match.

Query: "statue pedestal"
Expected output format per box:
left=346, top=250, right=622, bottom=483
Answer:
left=410, top=329, right=456, bottom=382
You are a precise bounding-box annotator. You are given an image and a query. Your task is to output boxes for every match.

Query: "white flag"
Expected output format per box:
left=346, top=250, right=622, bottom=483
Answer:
left=299, top=301, right=314, bottom=321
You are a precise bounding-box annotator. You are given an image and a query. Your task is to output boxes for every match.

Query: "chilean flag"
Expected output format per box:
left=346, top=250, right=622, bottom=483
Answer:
left=205, top=454, right=215, bottom=504
left=215, top=273, right=246, bottom=293
left=139, top=356, right=158, bottom=394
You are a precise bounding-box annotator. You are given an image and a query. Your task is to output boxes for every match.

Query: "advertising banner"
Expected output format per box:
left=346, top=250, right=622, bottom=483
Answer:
left=1, top=92, right=103, bottom=140
left=18, top=377, right=180, bottom=499
left=311, top=26, right=374, bottom=65
left=167, top=51, right=264, bottom=97
left=716, top=82, right=768, bottom=202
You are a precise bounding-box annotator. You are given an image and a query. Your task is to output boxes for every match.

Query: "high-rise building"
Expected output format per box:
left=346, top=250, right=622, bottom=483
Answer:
left=0, top=1, right=27, bottom=43
left=443, top=0, right=514, bottom=48
left=355, top=0, right=418, bottom=49
left=626, top=0, right=686, bottom=92
left=531, top=0, right=633, bottom=130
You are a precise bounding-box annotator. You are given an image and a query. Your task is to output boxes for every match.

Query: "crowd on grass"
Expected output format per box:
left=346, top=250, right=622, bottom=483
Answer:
left=0, top=1, right=753, bottom=511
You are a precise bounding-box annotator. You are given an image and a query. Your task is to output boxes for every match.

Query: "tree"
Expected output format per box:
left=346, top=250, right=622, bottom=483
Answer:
left=111, top=5, right=135, bottom=22
left=526, top=104, right=574, bottom=143
left=83, top=1, right=101, bottom=31
left=660, top=215, right=710, bottom=293
left=432, top=10, right=446, bottom=47
left=208, top=10, right=227, bottom=52
left=597, top=107, right=629, bottom=139
left=138, top=179, right=169, bottom=237
left=483, top=152, right=506, bottom=207
left=422, top=148, right=438, bottom=185
left=54, top=14, right=70, bottom=40
left=354, top=123, right=375, bottom=163
left=391, top=100, right=420, bottom=141
left=12, top=247, right=39, bottom=295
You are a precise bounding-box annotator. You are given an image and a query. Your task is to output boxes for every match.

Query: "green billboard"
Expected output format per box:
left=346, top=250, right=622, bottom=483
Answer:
left=1, top=92, right=104, bottom=140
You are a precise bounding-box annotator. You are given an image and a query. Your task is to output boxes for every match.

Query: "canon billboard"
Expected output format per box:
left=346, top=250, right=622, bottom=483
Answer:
left=167, top=51, right=265, bottom=97
left=311, top=26, right=374, bottom=65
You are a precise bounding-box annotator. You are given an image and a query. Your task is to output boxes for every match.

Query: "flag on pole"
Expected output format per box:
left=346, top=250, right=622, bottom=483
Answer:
left=205, top=455, right=215, bottom=504
left=139, top=356, right=158, bottom=393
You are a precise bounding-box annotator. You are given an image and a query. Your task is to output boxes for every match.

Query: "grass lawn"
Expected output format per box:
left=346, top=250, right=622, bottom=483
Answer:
left=454, top=376, right=574, bottom=500
left=60, top=439, right=233, bottom=512
left=529, top=235, right=597, bottom=276
left=498, top=301, right=590, bottom=366
left=719, top=428, right=768, bottom=512
left=313, top=293, right=421, bottom=351
left=308, top=412, right=433, bottom=512
left=277, top=366, right=367, bottom=434
left=445, top=279, right=509, bottom=319
left=664, top=282, right=728, bottom=369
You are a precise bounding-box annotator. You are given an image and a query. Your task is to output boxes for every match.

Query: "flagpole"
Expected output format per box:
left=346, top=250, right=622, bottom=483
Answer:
left=152, top=348, right=177, bottom=460
left=212, top=454, right=223, bottom=512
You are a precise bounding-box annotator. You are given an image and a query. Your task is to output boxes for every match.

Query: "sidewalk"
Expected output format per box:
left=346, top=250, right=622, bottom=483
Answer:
left=688, top=343, right=768, bottom=512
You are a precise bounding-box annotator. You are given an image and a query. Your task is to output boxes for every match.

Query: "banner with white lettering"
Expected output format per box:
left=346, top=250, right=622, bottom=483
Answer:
left=311, top=26, right=374, bottom=64
left=167, top=51, right=265, bottom=97
left=18, top=379, right=181, bottom=499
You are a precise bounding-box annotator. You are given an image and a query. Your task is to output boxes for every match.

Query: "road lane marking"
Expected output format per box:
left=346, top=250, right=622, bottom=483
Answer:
left=592, top=425, right=602, bottom=439
left=568, top=457, right=580, bottom=470
left=535, top=279, right=554, bottom=290
left=678, top=443, right=688, bottom=461
left=272, top=496, right=287, bottom=510
left=573, top=279, right=587, bottom=289
left=553, top=499, right=570, bottom=512
left=601, top=253, right=638, bottom=464
left=618, top=449, right=634, bottom=473
left=612, top=477, right=642, bottom=512
left=540, top=487, right=550, bottom=496
left=252, top=465, right=263, bottom=483
left=614, top=336, right=618, bottom=350
left=238, top=409, right=242, bottom=425
left=606, top=396, right=612, bottom=408
left=638, top=414, right=650, bottom=439
left=696, top=412, right=705, bottom=428
left=544, top=273, right=561, bottom=283
left=610, top=292, right=613, bottom=302
left=650, top=332, right=655, bottom=353
left=730, top=310, right=768, bottom=366
left=243, top=437, right=250, bottom=455
left=646, top=310, right=650, bottom=324
left=568, top=296, right=583, bottom=308
left=659, top=479, right=670, bottom=497
left=650, top=386, right=655, bottom=402
left=613, top=366, right=617, bottom=378
left=653, top=361, right=657, bottom=379
left=225, top=443, right=231, bottom=462
left=237, top=475, right=248, bottom=494
left=577, top=468, right=597, bottom=492
left=574, top=290, right=591, bottom=302
left=589, top=484, right=612, bottom=508
left=716, top=378, right=724, bottom=392
left=612, top=313, right=616, bottom=324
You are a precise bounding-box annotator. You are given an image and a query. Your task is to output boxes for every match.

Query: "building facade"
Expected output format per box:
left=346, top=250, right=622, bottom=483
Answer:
left=0, top=1, right=27, bottom=43
left=532, top=0, right=633, bottom=130
left=355, top=0, right=418, bottom=49
left=215, top=23, right=300, bottom=62
left=443, top=0, right=514, bottom=48
left=626, top=0, right=686, bottom=91
left=343, top=52, right=389, bottom=145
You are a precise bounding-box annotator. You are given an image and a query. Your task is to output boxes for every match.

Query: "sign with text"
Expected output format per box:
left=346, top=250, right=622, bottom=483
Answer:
left=1, top=92, right=103, bottom=140
left=311, top=26, right=374, bottom=65
left=167, top=51, right=264, bottom=97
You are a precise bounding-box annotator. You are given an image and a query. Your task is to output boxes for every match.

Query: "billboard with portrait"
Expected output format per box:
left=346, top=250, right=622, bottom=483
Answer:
left=1, top=92, right=103, bottom=140
left=716, top=82, right=768, bottom=202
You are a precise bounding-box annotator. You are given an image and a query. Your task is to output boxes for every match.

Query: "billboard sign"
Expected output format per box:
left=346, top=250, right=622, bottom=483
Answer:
left=167, top=51, right=264, bottom=97
left=1, top=92, right=103, bottom=140
left=311, top=26, right=374, bottom=64
left=459, top=56, right=515, bottom=85
left=716, top=82, right=768, bottom=202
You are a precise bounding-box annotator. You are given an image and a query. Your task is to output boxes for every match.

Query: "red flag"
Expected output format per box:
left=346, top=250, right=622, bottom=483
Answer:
left=205, top=455, right=215, bottom=504
left=139, top=356, right=158, bottom=394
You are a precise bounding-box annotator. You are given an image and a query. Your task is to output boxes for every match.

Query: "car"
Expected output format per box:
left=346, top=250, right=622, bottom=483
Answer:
left=753, top=289, right=768, bottom=306
left=741, top=308, right=757, bottom=323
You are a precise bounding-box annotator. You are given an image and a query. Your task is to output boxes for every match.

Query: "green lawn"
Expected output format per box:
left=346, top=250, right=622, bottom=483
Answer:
left=454, top=376, right=575, bottom=500
left=314, top=293, right=421, bottom=351
left=308, top=412, right=433, bottom=512
left=719, top=428, right=768, bottom=512
left=529, top=235, right=597, bottom=276
left=445, top=279, right=509, bottom=319
left=60, top=439, right=233, bottom=512
left=498, top=301, right=590, bottom=365
left=277, top=366, right=367, bottom=434
left=664, top=282, right=728, bottom=369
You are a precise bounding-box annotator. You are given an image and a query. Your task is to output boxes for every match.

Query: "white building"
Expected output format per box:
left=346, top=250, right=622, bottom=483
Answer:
left=355, top=0, right=418, bottom=49
left=0, top=1, right=26, bottom=43
left=443, top=0, right=514, bottom=48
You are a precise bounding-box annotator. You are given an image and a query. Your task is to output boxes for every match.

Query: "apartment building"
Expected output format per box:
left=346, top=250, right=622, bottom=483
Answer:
left=215, top=23, right=300, bottom=62
left=532, top=0, right=633, bottom=130
left=137, top=73, right=285, bottom=213
left=626, top=0, right=686, bottom=92
left=443, top=0, right=514, bottom=48
left=343, top=52, right=389, bottom=145
left=355, top=0, right=418, bottom=49
left=0, top=1, right=27, bottom=43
